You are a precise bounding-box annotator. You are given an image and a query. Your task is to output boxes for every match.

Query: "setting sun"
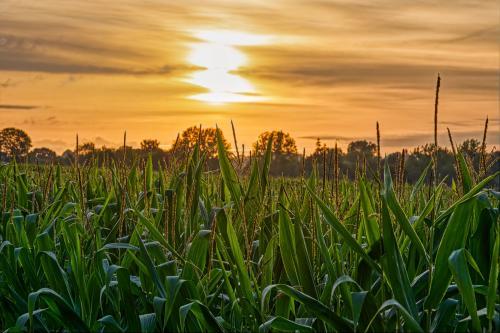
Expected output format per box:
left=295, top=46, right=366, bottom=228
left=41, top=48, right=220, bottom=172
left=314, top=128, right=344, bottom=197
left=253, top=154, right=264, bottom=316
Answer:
left=186, top=30, right=269, bottom=104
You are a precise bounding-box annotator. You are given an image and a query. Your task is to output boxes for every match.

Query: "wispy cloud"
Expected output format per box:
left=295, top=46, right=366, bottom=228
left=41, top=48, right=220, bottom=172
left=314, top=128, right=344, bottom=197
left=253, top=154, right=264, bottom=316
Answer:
left=301, top=130, right=500, bottom=149
left=33, top=139, right=68, bottom=151
left=300, top=135, right=355, bottom=142
left=380, top=130, right=500, bottom=148
left=0, top=104, right=39, bottom=110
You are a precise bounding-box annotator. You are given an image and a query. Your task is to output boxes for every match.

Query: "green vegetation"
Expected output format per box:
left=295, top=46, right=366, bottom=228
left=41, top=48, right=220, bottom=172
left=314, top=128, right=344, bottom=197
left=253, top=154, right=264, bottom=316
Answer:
left=0, top=127, right=498, bottom=332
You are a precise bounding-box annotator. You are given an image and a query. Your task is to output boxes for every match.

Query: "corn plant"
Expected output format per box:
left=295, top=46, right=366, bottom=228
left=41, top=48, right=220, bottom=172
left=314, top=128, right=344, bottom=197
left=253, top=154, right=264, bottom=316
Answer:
left=0, top=131, right=498, bottom=332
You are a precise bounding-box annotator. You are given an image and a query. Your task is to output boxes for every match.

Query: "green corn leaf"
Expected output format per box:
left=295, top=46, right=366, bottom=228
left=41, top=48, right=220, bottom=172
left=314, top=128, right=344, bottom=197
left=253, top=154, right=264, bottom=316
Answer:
left=262, top=284, right=353, bottom=332
left=140, top=313, right=157, bottom=333
left=381, top=197, right=418, bottom=318
left=260, top=134, right=273, bottom=196
left=448, top=249, right=481, bottom=332
left=137, top=236, right=167, bottom=298
left=259, top=316, right=313, bottom=333
left=98, top=243, right=140, bottom=252
left=365, top=299, right=423, bottom=333
left=28, top=288, right=89, bottom=332
left=278, top=201, right=299, bottom=286
left=224, top=210, right=254, bottom=305
left=487, top=224, right=499, bottom=320
left=425, top=200, right=474, bottom=309
left=409, top=162, right=431, bottom=205
left=182, top=229, right=210, bottom=281
left=293, top=210, right=317, bottom=298
left=115, top=267, right=142, bottom=332
left=37, top=251, right=72, bottom=302
left=179, top=300, right=225, bottom=333
left=359, top=179, right=381, bottom=249
left=351, top=291, right=368, bottom=329
left=456, top=151, right=472, bottom=193
left=382, top=161, right=429, bottom=264
left=306, top=183, right=381, bottom=273
left=13, top=309, right=48, bottom=332
left=133, top=209, right=184, bottom=263
left=217, top=128, right=242, bottom=203
left=98, top=315, right=125, bottom=332
left=435, top=171, right=499, bottom=226
left=146, top=153, right=154, bottom=192
left=430, top=298, right=458, bottom=333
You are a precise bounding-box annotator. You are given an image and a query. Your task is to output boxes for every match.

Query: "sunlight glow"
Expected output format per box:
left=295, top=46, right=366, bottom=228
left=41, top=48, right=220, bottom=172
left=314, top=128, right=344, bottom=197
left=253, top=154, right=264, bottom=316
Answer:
left=193, top=30, right=272, bottom=46
left=188, top=43, right=246, bottom=71
left=186, top=30, right=268, bottom=104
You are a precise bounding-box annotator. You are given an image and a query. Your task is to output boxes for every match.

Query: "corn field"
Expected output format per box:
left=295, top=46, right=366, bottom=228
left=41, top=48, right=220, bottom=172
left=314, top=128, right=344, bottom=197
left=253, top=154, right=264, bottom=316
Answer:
left=0, top=130, right=498, bottom=332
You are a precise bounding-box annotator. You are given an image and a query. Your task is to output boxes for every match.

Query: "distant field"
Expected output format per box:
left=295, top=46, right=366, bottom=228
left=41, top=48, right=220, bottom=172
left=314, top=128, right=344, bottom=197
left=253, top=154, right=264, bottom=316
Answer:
left=0, top=130, right=498, bottom=332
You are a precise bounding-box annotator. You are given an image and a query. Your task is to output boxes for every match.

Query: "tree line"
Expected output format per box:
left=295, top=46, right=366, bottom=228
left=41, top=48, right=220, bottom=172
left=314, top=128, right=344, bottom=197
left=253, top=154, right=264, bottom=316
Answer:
left=0, top=126, right=498, bottom=185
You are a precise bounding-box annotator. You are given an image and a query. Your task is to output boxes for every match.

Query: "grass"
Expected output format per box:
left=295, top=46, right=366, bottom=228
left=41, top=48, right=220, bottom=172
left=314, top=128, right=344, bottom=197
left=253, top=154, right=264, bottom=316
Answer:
left=0, top=128, right=498, bottom=332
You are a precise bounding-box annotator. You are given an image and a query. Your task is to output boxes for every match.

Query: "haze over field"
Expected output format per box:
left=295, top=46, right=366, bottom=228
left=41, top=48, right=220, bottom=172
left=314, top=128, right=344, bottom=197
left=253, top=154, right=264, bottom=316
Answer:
left=0, top=0, right=498, bottom=153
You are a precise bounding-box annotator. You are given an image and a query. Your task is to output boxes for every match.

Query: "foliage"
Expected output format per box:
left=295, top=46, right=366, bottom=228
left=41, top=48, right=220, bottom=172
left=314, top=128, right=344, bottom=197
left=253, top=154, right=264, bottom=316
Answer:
left=140, top=139, right=160, bottom=152
left=254, top=130, right=298, bottom=155
left=0, top=127, right=32, bottom=158
left=347, top=140, right=376, bottom=157
left=174, top=125, right=231, bottom=158
left=27, top=148, right=57, bottom=164
left=79, top=142, right=96, bottom=155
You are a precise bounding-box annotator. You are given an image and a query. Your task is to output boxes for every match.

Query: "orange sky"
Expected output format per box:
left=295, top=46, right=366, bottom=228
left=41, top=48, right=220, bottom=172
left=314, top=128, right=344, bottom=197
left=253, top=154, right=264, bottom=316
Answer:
left=0, top=0, right=498, bottom=153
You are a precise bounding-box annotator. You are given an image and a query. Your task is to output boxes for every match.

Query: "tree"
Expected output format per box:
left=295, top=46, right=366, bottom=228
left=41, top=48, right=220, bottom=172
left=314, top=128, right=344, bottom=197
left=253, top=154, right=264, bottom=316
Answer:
left=60, top=149, right=75, bottom=164
left=404, top=144, right=456, bottom=184
left=254, top=130, right=298, bottom=155
left=313, top=138, right=328, bottom=156
left=342, top=140, right=377, bottom=179
left=0, top=128, right=32, bottom=158
left=347, top=140, right=376, bottom=158
left=141, top=139, right=160, bottom=152
left=78, top=142, right=95, bottom=155
left=174, top=126, right=230, bottom=158
left=28, top=147, right=56, bottom=164
left=459, top=139, right=481, bottom=161
left=458, top=139, right=481, bottom=156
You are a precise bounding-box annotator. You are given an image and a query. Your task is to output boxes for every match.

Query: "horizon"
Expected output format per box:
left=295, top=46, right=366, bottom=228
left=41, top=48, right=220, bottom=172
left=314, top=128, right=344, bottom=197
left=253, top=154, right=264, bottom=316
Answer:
left=7, top=122, right=497, bottom=156
left=1, top=0, right=499, bottom=154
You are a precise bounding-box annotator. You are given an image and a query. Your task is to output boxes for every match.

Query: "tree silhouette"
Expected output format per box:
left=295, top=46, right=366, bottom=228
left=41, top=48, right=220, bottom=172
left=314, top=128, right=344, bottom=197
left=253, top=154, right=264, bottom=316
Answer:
left=174, top=126, right=230, bottom=158
left=78, top=142, right=95, bottom=155
left=141, top=139, right=160, bottom=152
left=28, top=147, right=56, bottom=164
left=347, top=140, right=376, bottom=158
left=254, top=130, right=297, bottom=155
left=0, top=127, right=32, bottom=158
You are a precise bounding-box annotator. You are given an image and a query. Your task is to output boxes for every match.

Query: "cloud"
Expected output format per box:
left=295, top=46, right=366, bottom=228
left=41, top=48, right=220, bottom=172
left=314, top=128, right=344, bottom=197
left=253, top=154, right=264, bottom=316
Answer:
left=0, top=104, right=39, bottom=110
left=434, top=116, right=499, bottom=129
left=240, top=61, right=498, bottom=94
left=33, top=139, right=69, bottom=152
left=0, top=44, right=196, bottom=75
left=300, top=129, right=500, bottom=149
left=0, top=52, right=183, bottom=75
left=93, top=136, right=115, bottom=146
left=300, top=135, right=355, bottom=142
left=381, top=130, right=500, bottom=148
left=22, top=116, right=60, bottom=125
left=0, top=78, right=16, bottom=88
left=440, top=26, right=499, bottom=44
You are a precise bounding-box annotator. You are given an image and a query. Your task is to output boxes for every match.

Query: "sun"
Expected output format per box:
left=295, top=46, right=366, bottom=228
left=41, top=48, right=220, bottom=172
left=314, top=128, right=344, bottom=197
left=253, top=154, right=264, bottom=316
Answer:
left=185, top=30, right=270, bottom=104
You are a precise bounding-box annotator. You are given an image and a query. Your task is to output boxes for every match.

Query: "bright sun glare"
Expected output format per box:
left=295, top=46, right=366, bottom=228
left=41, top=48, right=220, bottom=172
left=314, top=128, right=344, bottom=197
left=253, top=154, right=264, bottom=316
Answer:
left=186, top=30, right=270, bottom=104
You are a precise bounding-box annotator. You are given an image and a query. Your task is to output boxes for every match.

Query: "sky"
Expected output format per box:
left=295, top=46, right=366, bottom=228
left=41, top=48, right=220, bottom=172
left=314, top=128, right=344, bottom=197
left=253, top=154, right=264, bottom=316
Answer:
left=0, top=0, right=498, bottom=154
